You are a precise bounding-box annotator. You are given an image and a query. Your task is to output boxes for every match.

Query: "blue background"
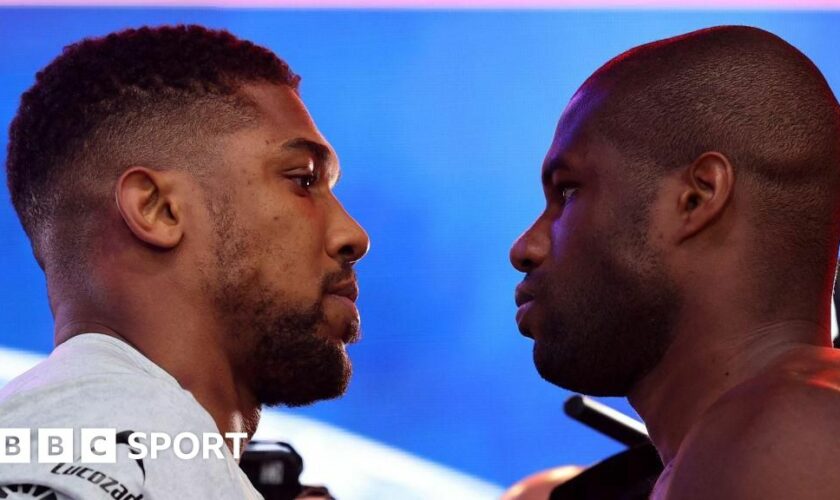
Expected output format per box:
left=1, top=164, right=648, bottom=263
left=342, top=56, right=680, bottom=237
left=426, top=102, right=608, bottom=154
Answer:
left=1, top=8, right=838, bottom=487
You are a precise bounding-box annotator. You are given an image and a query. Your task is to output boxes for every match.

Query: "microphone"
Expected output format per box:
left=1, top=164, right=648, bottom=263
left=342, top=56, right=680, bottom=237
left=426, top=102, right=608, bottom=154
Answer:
left=563, top=395, right=649, bottom=448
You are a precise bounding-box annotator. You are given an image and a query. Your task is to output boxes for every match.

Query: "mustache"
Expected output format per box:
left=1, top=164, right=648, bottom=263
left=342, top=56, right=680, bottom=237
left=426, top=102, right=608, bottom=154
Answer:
left=321, top=266, right=357, bottom=293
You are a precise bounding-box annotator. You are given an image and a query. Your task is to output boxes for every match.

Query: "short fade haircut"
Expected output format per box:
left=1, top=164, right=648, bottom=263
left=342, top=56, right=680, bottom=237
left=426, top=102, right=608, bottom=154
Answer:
left=579, top=26, right=840, bottom=304
left=6, top=24, right=299, bottom=277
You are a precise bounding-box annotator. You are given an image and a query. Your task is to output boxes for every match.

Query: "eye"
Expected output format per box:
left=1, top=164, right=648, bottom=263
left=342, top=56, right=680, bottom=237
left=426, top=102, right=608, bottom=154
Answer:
left=290, top=172, right=319, bottom=190
left=558, top=185, right=579, bottom=204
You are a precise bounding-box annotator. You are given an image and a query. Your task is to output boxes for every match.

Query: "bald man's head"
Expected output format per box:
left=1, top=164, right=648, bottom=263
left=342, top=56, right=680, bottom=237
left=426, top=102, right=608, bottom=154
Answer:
left=582, top=26, right=840, bottom=296
left=511, top=26, right=840, bottom=395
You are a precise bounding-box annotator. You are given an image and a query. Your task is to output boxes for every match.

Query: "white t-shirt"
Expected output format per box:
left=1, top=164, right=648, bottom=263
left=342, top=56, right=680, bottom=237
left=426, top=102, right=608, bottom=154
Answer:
left=0, top=333, right=263, bottom=500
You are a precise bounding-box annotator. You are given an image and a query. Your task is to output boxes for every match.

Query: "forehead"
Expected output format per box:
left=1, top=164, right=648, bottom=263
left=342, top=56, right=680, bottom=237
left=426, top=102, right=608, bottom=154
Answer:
left=239, top=82, right=333, bottom=153
left=215, top=82, right=341, bottom=187
left=543, top=88, right=622, bottom=180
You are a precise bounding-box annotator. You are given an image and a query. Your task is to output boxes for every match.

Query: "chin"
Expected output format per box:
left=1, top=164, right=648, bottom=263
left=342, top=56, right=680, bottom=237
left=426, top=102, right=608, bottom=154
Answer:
left=256, top=346, right=352, bottom=408
left=533, top=339, right=634, bottom=397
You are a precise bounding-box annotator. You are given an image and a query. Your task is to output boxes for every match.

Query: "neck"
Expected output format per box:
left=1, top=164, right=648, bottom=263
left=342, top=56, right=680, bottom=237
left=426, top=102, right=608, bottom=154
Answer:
left=53, top=293, right=261, bottom=455
left=628, top=300, right=830, bottom=465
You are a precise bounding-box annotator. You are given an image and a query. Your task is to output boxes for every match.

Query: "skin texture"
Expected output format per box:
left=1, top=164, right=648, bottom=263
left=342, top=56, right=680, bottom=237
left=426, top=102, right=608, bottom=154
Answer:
left=511, top=93, right=680, bottom=396
left=510, top=87, right=840, bottom=499
left=50, top=82, right=369, bottom=448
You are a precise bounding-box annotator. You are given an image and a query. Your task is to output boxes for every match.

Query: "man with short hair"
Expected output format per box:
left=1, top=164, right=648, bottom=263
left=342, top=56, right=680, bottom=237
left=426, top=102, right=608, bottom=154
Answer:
left=510, top=26, right=840, bottom=499
left=1, top=25, right=368, bottom=498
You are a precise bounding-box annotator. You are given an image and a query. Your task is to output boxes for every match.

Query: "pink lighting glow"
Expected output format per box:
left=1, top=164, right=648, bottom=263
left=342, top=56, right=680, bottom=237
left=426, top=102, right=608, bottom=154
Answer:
left=1, top=0, right=839, bottom=8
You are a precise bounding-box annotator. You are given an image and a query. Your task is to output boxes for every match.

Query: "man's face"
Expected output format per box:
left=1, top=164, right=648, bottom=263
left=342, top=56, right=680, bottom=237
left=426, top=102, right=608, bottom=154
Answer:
left=199, top=83, right=369, bottom=407
left=509, top=91, right=680, bottom=396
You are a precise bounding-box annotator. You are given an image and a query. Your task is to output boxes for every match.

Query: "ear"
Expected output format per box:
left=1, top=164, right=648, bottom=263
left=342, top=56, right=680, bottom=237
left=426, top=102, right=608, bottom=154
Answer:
left=115, top=167, right=184, bottom=249
left=675, top=152, right=734, bottom=243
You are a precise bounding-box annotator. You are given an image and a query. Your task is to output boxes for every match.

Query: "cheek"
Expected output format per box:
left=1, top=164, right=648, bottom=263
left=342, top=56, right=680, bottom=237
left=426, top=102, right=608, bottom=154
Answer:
left=255, top=199, right=329, bottom=280
left=279, top=215, right=326, bottom=258
left=547, top=212, right=619, bottom=294
left=285, top=198, right=327, bottom=249
left=254, top=191, right=325, bottom=243
left=547, top=207, right=589, bottom=265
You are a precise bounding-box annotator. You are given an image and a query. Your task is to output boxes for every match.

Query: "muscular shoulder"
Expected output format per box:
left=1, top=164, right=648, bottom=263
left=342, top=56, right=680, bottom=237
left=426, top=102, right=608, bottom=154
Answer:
left=666, top=349, right=840, bottom=500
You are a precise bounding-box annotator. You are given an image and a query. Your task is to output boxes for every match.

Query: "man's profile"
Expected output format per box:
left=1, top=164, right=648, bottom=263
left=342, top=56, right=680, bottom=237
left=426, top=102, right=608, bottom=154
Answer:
left=0, top=25, right=368, bottom=498
left=510, top=26, right=840, bottom=499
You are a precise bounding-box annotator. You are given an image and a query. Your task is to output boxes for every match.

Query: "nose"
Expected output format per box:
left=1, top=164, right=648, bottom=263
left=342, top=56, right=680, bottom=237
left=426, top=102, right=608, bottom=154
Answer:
left=509, top=215, right=550, bottom=273
left=326, top=197, right=370, bottom=265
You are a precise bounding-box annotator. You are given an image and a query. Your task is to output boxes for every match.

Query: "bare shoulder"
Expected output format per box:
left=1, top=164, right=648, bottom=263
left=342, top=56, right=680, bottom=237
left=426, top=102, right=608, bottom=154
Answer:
left=665, top=346, right=840, bottom=500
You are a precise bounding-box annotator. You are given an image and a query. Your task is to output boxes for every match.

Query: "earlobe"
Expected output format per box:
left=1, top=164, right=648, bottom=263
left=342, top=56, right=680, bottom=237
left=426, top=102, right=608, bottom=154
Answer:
left=676, top=152, right=734, bottom=243
left=115, top=167, right=184, bottom=249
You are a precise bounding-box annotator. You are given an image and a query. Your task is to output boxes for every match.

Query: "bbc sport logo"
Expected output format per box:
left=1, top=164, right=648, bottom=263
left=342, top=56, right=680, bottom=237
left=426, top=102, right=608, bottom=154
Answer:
left=0, top=428, right=249, bottom=463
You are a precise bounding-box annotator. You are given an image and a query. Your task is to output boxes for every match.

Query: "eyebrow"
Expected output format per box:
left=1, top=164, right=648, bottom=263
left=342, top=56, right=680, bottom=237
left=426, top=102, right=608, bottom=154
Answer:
left=541, top=155, right=571, bottom=186
left=280, top=137, right=341, bottom=185
left=281, top=137, right=330, bottom=161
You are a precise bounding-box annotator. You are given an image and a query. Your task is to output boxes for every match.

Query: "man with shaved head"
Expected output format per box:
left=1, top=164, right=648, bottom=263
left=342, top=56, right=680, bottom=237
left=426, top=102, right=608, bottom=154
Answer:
left=511, top=26, right=840, bottom=498
left=1, top=25, right=368, bottom=498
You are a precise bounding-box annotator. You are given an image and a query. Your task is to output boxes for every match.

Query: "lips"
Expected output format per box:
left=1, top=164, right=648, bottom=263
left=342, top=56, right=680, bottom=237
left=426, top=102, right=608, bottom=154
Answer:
left=515, top=283, right=536, bottom=338
left=326, top=280, right=359, bottom=302
left=323, top=279, right=361, bottom=344
left=514, top=284, right=535, bottom=308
